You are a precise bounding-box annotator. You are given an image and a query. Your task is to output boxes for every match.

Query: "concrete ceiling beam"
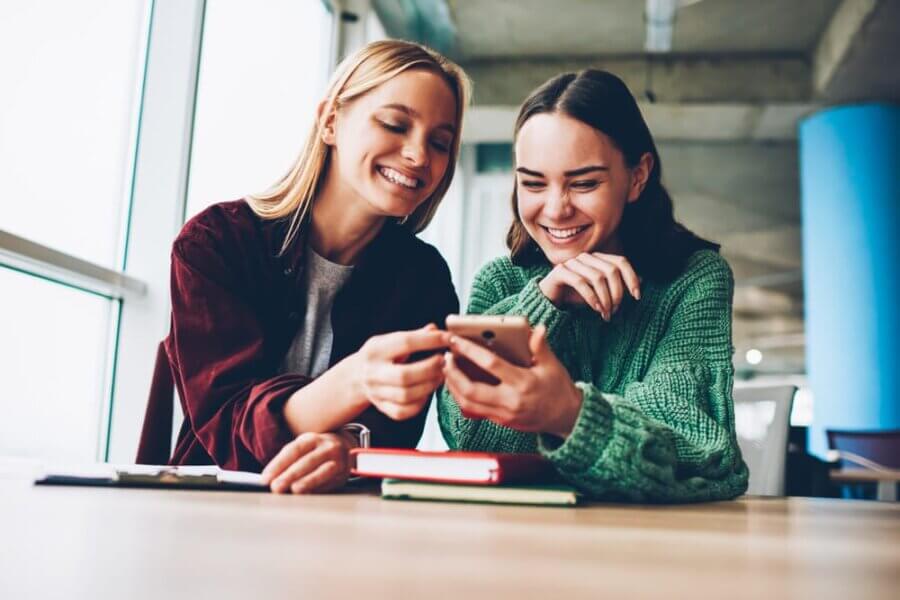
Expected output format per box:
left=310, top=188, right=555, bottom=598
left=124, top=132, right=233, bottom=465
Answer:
left=813, top=0, right=879, bottom=96
left=462, top=55, right=811, bottom=106
left=463, top=103, right=819, bottom=143
left=813, top=0, right=900, bottom=102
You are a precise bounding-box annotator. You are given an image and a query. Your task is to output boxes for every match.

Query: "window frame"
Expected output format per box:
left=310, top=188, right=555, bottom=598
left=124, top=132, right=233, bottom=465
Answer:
left=0, top=0, right=383, bottom=463
left=110, top=0, right=350, bottom=462
left=0, top=0, right=155, bottom=462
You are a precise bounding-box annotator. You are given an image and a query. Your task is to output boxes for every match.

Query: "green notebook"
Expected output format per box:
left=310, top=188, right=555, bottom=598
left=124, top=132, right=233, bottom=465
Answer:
left=381, top=478, right=580, bottom=506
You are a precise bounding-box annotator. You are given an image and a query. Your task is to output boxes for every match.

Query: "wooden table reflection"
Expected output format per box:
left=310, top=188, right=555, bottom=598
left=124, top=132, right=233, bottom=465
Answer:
left=0, top=476, right=898, bottom=599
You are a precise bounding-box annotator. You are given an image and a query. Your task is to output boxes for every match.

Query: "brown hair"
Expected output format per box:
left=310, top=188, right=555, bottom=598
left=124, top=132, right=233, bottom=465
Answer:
left=507, top=69, right=718, bottom=281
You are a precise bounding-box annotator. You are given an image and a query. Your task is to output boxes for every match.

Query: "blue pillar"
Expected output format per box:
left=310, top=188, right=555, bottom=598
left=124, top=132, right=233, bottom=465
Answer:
left=799, top=104, right=900, bottom=457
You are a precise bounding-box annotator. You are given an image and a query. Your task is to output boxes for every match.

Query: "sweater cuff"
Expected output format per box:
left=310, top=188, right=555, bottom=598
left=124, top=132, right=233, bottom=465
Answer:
left=512, top=277, right=571, bottom=345
left=538, top=382, right=614, bottom=473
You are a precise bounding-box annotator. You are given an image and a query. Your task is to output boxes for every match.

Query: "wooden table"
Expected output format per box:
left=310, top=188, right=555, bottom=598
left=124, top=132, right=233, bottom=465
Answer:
left=0, top=476, right=898, bottom=600
left=831, top=467, right=900, bottom=501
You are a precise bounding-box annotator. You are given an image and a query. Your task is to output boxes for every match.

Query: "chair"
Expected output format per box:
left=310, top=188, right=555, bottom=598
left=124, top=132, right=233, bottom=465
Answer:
left=135, top=341, right=175, bottom=465
left=826, top=430, right=900, bottom=469
left=732, top=385, right=796, bottom=496
left=826, top=429, right=900, bottom=501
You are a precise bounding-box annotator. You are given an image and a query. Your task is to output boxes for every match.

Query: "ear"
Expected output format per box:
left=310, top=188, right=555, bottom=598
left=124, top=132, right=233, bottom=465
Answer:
left=627, top=152, right=654, bottom=203
left=317, top=99, right=337, bottom=146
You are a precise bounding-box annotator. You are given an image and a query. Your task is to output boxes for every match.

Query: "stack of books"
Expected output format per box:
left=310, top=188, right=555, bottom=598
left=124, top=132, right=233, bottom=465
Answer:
left=351, top=448, right=579, bottom=507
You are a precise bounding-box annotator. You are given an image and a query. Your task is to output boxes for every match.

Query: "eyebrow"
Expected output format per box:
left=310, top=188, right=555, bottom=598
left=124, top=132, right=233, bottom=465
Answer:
left=380, top=103, right=456, bottom=134
left=516, top=165, right=609, bottom=178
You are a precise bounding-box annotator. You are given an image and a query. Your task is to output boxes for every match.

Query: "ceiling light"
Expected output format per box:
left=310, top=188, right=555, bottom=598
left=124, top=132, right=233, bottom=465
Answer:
left=745, top=349, right=763, bottom=365
left=644, top=0, right=677, bottom=53
left=645, top=0, right=705, bottom=53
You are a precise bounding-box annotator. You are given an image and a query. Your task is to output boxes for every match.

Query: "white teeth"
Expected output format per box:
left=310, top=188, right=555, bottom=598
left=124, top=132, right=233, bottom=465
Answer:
left=545, top=226, right=587, bottom=239
left=378, top=166, right=418, bottom=189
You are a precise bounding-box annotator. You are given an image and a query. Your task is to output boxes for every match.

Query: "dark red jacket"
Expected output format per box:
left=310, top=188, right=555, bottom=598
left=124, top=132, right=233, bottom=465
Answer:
left=136, top=200, right=458, bottom=471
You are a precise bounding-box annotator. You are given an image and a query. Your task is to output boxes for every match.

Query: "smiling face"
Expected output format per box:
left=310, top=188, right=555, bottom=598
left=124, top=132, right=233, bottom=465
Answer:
left=514, top=112, right=649, bottom=265
left=323, top=68, right=458, bottom=220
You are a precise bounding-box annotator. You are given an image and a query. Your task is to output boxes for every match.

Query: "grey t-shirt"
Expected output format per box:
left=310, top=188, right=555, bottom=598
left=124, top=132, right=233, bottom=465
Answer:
left=280, top=247, right=354, bottom=378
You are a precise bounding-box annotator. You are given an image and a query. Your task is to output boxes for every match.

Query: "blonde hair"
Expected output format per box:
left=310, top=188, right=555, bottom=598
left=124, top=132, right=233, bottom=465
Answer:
left=246, top=40, right=471, bottom=253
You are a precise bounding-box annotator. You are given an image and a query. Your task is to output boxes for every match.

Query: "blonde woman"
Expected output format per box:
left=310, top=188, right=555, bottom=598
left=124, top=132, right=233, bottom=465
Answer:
left=138, top=41, right=470, bottom=494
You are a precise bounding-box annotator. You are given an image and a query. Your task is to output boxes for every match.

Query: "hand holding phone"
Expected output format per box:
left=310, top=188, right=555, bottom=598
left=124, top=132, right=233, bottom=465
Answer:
left=445, top=315, right=532, bottom=385
left=443, top=319, right=583, bottom=436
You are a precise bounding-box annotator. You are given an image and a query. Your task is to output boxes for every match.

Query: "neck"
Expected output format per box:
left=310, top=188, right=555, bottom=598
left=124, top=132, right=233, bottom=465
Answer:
left=309, top=167, right=386, bottom=265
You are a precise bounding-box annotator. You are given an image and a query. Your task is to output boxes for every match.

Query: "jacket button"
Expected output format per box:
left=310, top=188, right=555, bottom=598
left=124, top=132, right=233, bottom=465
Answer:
left=288, top=311, right=300, bottom=321
left=283, top=266, right=293, bottom=276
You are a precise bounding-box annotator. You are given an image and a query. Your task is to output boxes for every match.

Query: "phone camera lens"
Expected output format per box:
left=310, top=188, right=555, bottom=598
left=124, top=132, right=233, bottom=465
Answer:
left=481, top=330, right=495, bottom=341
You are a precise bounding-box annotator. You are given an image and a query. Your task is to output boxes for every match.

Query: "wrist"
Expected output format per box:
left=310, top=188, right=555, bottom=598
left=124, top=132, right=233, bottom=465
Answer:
left=537, top=278, right=559, bottom=305
left=549, top=382, right=583, bottom=439
left=335, top=429, right=358, bottom=450
left=341, top=353, right=372, bottom=413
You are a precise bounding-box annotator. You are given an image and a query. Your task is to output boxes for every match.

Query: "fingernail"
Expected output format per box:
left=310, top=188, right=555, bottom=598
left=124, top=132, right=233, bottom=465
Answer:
left=633, top=288, right=641, bottom=300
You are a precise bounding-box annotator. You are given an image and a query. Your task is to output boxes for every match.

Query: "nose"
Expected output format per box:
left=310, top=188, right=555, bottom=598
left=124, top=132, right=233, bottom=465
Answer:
left=543, top=189, right=575, bottom=220
left=402, top=136, right=429, bottom=168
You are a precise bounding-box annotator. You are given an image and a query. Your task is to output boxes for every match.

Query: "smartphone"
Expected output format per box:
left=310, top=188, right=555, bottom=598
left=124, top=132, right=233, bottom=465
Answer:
left=445, top=314, right=532, bottom=385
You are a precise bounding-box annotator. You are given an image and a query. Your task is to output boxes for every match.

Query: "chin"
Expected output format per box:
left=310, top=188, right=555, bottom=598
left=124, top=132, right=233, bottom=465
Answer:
left=540, top=247, right=582, bottom=265
left=369, top=177, right=432, bottom=212
left=532, top=229, right=601, bottom=265
left=369, top=194, right=422, bottom=220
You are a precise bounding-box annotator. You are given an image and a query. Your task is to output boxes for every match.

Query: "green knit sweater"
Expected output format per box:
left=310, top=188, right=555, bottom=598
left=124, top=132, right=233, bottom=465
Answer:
left=438, top=250, right=749, bottom=503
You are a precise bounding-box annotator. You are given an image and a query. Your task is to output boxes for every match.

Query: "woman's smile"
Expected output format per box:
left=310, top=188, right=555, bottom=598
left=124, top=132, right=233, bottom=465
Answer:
left=376, top=165, right=423, bottom=190
left=540, top=223, right=591, bottom=245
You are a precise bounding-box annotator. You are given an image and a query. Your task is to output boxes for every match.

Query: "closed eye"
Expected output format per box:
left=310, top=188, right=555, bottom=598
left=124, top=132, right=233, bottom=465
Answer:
left=571, top=180, right=599, bottom=190
left=430, top=138, right=450, bottom=153
left=520, top=180, right=545, bottom=189
left=378, top=120, right=406, bottom=134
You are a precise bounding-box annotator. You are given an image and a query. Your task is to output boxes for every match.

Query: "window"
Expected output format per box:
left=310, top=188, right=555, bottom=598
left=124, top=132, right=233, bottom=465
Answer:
left=0, top=0, right=149, bottom=269
left=1, top=0, right=345, bottom=463
left=185, top=0, right=332, bottom=219
left=0, top=0, right=150, bottom=461
left=0, top=269, right=116, bottom=461
left=107, top=0, right=336, bottom=463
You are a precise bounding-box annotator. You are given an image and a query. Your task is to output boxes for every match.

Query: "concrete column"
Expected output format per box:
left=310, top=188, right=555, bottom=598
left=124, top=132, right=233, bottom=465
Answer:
left=799, top=104, right=900, bottom=457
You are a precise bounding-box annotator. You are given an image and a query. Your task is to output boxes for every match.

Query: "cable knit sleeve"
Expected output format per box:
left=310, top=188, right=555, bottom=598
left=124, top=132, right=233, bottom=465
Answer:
left=539, top=254, right=748, bottom=502
left=438, top=258, right=568, bottom=450
left=465, top=258, right=571, bottom=346
left=440, top=252, right=749, bottom=503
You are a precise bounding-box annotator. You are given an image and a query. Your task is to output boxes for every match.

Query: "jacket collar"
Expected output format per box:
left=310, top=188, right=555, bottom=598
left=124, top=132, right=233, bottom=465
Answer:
left=265, top=213, right=408, bottom=280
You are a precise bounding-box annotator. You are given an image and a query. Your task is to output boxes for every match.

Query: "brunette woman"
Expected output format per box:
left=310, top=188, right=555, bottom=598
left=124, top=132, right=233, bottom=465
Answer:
left=439, top=70, right=748, bottom=503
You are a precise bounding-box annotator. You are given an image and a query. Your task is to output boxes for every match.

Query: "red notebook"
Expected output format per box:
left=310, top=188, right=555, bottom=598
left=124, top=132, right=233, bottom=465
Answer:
left=350, top=448, right=553, bottom=485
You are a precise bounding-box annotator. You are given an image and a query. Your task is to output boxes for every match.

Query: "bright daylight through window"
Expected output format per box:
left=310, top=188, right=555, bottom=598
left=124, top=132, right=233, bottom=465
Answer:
left=0, top=0, right=150, bottom=461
